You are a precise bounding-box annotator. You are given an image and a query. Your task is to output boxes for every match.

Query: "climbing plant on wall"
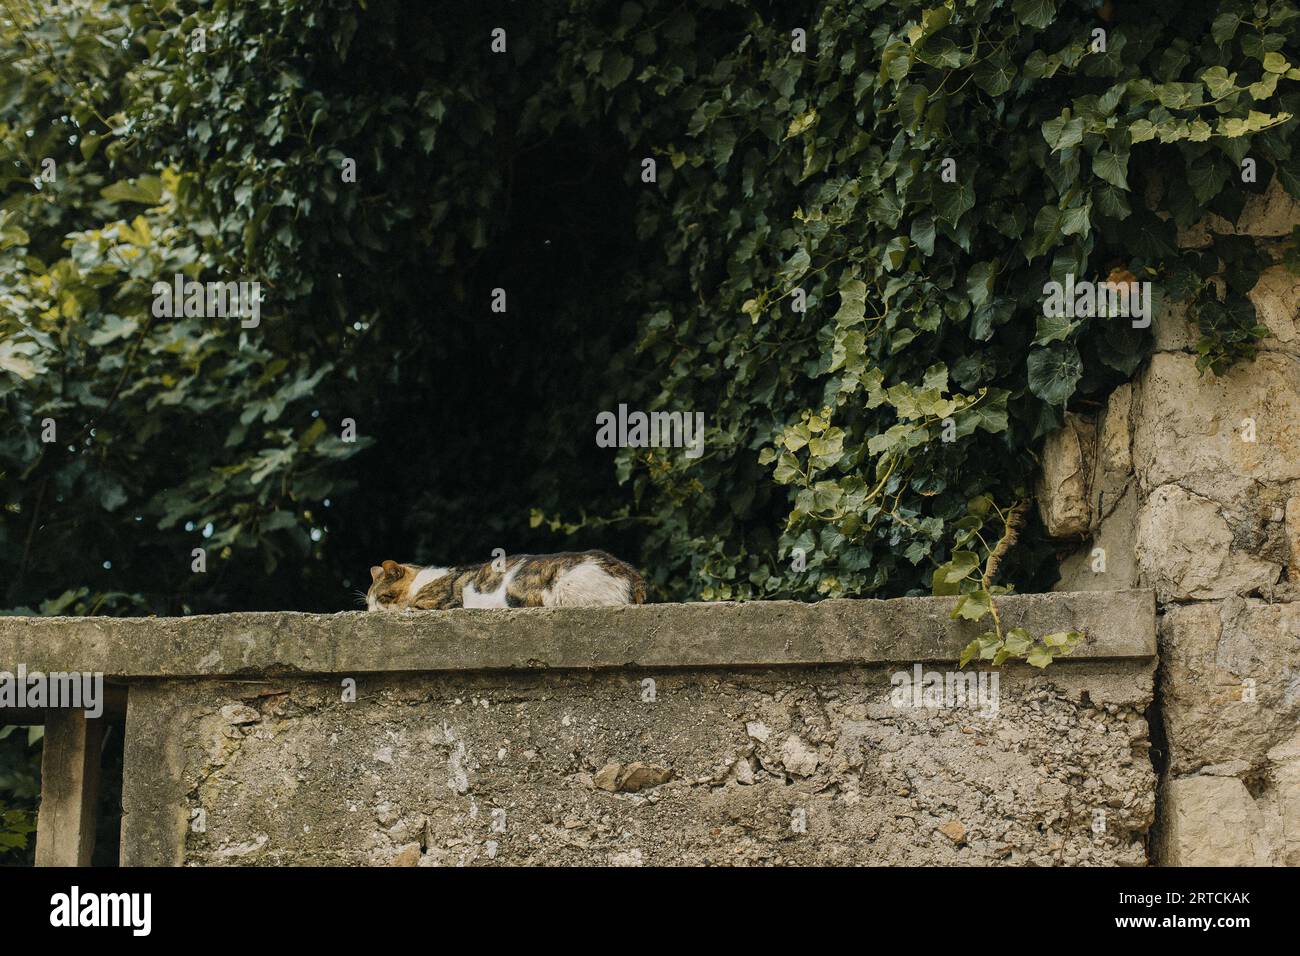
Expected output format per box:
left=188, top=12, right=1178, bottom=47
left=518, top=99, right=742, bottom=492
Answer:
left=2, top=0, right=1298, bottom=639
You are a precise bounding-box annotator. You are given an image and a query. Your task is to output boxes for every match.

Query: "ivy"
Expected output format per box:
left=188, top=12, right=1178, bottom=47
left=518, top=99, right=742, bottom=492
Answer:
left=594, top=0, right=1300, bottom=604
left=3, top=0, right=1299, bottom=626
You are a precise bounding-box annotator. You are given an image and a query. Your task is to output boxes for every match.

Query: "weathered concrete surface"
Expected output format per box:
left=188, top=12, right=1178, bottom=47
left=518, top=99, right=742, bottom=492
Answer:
left=119, top=684, right=189, bottom=867
left=0, top=591, right=1156, bottom=677
left=2, top=594, right=1157, bottom=866
left=133, top=662, right=1154, bottom=867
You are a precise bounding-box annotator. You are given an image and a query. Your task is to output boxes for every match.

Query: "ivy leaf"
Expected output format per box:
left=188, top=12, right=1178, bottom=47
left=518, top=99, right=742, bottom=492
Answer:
left=1128, top=119, right=1157, bottom=144
left=786, top=108, right=818, bottom=139
left=933, top=179, right=975, bottom=224
left=974, top=53, right=1015, bottom=96
left=1188, top=156, right=1228, bottom=204
left=1200, top=65, right=1236, bottom=99
left=1043, top=631, right=1083, bottom=654
left=1042, top=111, right=1084, bottom=151
left=976, top=632, right=1003, bottom=661
left=879, top=42, right=913, bottom=86
left=1034, top=312, right=1076, bottom=345
left=834, top=278, right=868, bottom=326
left=0, top=341, right=38, bottom=380
left=781, top=246, right=811, bottom=280
left=1013, top=0, right=1056, bottom=30
left=1003, top=627, right=1033, bottom=656
left=962, top=389, right=1009, bottom=434
left=599, top=51, right=634, bottom=89
left=970, top=298, right=1013, bottom=341
left=1211, top=12, right=1240, bottom=45
left=101, top=176, right=164, bottom=204
left=1027, top=343, right=1083, bottom=405
left=881, top=236, right=910, bottom=272
left=773, top=452, right=802, bottom=484
left=1026, top=645, right=1054, bottom=668
left=897, top=83, right=929, bottom=130
left=1025, top=204, right=1063, bottom=260
left=933, top=550, right=981, bottom=595
left=952, top=589, right=992, bottom=621
left=966, top=261, right=996, bottom=308
left=910, top=215, right=936, bottom=256
left=1060, top=199, right=1092, bottom=237
left=958, top=638, right=981, bottom=668
left=1092, top=149, right=1129, bottom=190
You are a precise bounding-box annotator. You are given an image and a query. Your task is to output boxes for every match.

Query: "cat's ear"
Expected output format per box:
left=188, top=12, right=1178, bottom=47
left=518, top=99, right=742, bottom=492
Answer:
left=370, top=565, right=383, bottom=583
left=381, top=559, right=400, bottom=578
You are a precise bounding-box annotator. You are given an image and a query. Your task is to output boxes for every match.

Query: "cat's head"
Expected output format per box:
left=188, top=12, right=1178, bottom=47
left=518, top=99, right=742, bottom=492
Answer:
left=366, top=559, right=413, bottom=611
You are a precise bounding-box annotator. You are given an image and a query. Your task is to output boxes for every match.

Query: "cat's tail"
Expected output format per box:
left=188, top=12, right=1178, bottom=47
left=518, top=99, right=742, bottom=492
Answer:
left=631, top=578, right=647, bottom=604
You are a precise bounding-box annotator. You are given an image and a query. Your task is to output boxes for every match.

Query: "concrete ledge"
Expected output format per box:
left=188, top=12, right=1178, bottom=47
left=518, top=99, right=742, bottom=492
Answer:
left=0, top=590, right=1154, bottom=677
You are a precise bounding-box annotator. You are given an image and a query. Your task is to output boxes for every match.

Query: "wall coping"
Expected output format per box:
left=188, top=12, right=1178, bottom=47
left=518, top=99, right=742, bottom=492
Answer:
left=0, top=589, right=1155, bottom=678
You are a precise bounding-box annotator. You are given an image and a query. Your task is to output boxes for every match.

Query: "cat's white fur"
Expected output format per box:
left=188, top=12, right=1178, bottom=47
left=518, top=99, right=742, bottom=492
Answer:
left=462, top=562, right=519, bottom=608
left=544, top=560, right=632, bottom=606
left=409, top=565, right=449, bottom=594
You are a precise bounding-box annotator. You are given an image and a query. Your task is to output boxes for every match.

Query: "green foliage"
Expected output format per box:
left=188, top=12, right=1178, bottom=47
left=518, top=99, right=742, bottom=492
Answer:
left=0, top=808, right=36, bottom=856
left=0, top=725, right=41, bottom=866
left=591, top=0, right=1300, bottom=601
left=2, top=0, right=1298, bottom=624
left=940, top=496, right=1083, bottom=667
left=3, top=0, right=650, bottom=614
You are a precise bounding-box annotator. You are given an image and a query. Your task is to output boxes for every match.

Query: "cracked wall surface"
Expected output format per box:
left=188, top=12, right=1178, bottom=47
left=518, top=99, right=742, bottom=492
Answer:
left=0, top=583, right=1157, bottom=866
left=130, top=663, right=1153, bottom=866
left=1043, top=176, right=1300, bottom=866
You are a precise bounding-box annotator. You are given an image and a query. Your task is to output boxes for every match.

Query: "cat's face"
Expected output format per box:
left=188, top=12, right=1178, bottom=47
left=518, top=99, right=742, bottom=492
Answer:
left=367, top=560, right=413, bottom=611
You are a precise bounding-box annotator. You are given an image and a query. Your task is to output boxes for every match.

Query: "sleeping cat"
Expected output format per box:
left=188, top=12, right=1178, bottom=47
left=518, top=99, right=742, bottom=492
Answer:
left=366, top=550, right=646, bottom=611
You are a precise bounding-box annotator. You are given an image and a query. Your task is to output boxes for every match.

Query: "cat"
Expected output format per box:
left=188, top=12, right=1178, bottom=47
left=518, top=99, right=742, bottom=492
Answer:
left=365, top=550, right=646, bottom=611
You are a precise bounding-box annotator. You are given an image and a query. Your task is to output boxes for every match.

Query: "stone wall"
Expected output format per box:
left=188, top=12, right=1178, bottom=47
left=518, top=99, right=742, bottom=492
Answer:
left=1040, top=178, right=1300, bottom=866
left=0, top=593, right=1157, bottom=866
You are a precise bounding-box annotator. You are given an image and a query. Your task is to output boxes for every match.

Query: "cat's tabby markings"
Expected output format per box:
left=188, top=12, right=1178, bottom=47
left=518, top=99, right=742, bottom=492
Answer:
left=366, top=550, right=646, bottom=611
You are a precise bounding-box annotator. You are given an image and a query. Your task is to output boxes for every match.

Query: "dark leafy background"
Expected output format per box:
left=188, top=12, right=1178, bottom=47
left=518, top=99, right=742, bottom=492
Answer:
left=2, top=0, right=1299, bottom=859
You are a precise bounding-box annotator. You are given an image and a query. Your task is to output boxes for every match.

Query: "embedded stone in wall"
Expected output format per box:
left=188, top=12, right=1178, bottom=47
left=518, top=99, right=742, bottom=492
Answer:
left=1160, top=600, right=1300, bottom=775
left=1047, top=385, right=1138, bottom=591
left=1159, top=775, right=1269, bottom=867
left=1136, top=485, right=1279, bottom=602
left=1036, top=413, right=1095, bottom=538
left=1248, top=265, right=1300, bottom=350
left=1157, top=599, right=1300, bottom=867
left=1132, top=351, right=1300, bottom=507
left=1056, top=484, right=1139, bottom=592
left=1176, top=177, right=1300, bottom=249
left=1095, top=383, right=1133, bottom=484
left=1151, top=293, right=1198, bottom=353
